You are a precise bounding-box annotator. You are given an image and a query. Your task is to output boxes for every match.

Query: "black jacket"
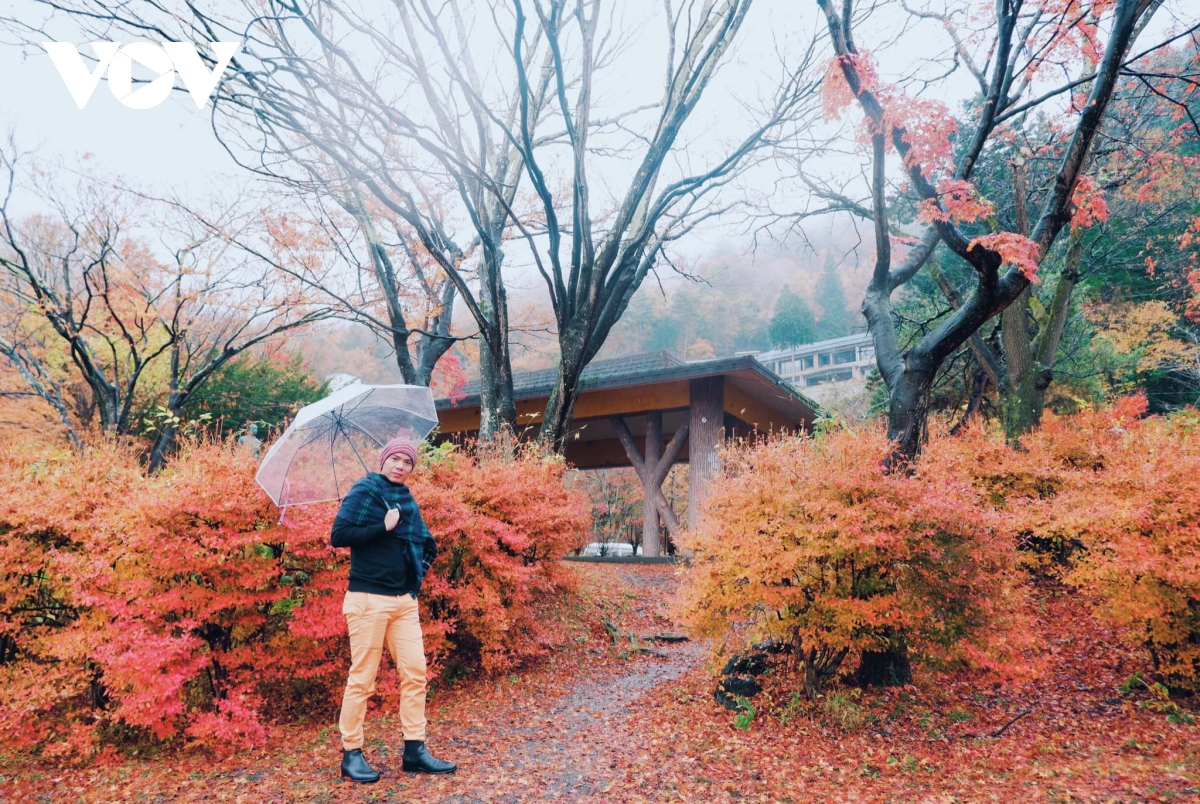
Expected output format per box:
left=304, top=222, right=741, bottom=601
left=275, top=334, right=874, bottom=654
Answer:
left=330, top=473, right=437, bottom=597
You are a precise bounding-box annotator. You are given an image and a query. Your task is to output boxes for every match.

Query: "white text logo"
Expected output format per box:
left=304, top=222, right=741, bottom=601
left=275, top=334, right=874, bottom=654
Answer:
left=42, top=41, right=240, bottom=110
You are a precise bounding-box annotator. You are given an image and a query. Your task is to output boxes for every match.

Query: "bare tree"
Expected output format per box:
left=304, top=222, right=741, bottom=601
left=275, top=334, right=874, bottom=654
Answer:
left=334, top=190, right=459, bottom=387
left=0, top=147, right=332, bottom=463
left=170, top=186, right=463, bottom=388
left=15, top=0, right=820, bottom=445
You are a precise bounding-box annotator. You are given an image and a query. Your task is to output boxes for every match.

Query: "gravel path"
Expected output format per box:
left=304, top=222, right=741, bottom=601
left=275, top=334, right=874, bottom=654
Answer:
left=433, top=565, right=704, bottom=803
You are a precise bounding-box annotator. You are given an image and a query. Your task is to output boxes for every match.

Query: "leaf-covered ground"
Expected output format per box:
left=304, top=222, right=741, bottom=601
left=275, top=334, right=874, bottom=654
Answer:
left=2, top=563, right=1197, bottom=803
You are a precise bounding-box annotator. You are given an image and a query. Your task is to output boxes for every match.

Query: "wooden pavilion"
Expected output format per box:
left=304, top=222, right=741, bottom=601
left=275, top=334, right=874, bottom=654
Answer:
left=434, top=352, right=820, bottom=556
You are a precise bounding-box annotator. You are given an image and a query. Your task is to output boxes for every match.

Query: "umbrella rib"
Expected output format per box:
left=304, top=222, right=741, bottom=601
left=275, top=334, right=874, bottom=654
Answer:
left=339, top=387, right=375, bottom=418
left=340, top=417, right=389, bottom=447
left=271, top=421, right=338, bottom=506
left=328, top=423, right=341, bottom=499
left=342, top=422, right=377, bottom=476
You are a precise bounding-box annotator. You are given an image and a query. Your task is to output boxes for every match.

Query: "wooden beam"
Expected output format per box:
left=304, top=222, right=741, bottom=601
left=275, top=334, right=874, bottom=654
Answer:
left=610, top=416, right=648, bottom=477
left=610, top=417, right=683, bottom=537
left=564, top=438, right=642, bottom=469
left=514, top=398, right=551, bottom=428
left=573, top=380, right=690, bottom=420
left=436, top=406, right=482, bottom=435
left=723, top=383, right=798, bottom=434
left=447, top=381, right=693, bottom=432
left=564, top=437, right=690, bottom=469
left=651, top=422, right=689, bottom=488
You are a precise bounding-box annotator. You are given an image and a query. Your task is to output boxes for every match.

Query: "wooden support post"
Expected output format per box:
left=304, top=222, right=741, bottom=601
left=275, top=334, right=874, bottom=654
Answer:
left=688, top=377, right=724, bottom=532
left=611, top=416, right=687, bottom=540
left=643, top=411, right=663, bottom=557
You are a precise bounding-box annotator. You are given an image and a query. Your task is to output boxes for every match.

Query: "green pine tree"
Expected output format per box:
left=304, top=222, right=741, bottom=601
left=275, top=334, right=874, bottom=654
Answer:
left=182, top=351, right=328, bottom=438
left=769, top=287, right=818, bottom=348
left=814, top=261, right=851, bottom=340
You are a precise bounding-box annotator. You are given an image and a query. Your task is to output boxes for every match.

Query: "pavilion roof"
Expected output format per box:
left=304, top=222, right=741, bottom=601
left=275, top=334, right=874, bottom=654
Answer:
left=438, top=350, right=820, bottom=418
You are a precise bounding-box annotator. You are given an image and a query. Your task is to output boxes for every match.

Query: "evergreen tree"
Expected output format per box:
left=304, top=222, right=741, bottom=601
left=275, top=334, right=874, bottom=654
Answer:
left=769, top=287, right=818, bottom=348
left=815, top=261, right=852, bottom=340
left=180, top=351, right=328, bottom=438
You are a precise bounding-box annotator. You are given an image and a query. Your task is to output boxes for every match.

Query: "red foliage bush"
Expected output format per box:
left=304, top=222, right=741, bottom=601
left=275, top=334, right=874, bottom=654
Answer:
left=680, top=423, right=1034, bottom=697
left=0, top=438, right=588, bottom=759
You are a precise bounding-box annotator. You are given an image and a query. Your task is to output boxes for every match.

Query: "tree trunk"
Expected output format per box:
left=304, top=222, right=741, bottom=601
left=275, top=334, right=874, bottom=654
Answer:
left=148, top=344, right=186, bottom=472
left=885, top=368, right=934, bottom=462
left=950, top=370, right=990, bottom=435
left=147, top=421, right=179, bottom=474
left=92, top=381, right=121, bottom=434
left=805, top=646, right=851, bottom=699
left=539, top=325, right=589, bottom=449
left=477, top=339, right=516, bottom=441
left=414, top=282, right=458, bottom=386
left=476, top=248, right=516, bottom=441
left=856, top=635, right=913, bottom=687
left=876, top=372, right=932, bottom=680
left=1000, top=230, right=1083, bottom=441
left=1001, top=362, right=1050, bottom=442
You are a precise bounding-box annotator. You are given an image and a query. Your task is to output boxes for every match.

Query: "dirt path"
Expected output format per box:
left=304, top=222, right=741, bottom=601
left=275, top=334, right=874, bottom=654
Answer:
left=453, top=567, right=704, bottom=801
left=411, top=564, right=704, bottom=803
left=0, top=563, right=700, bottom=804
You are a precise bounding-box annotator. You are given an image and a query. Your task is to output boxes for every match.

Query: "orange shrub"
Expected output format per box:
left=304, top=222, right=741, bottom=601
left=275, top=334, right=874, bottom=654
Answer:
left=927, top=420, right=1074, bottom=570
left=0, top=437, right=588, bottom=759
left=1042, top=401, right=1200, bottom=692
left=927, top=397, right=1200, bottom=693
left=934, top=397, right=1151, bottom=571
left=680, top=424, right=1032, bottom=697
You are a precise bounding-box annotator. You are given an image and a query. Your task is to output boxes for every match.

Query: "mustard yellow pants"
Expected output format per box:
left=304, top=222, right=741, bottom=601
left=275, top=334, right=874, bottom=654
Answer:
left=338, top=591, right=427, bottom=749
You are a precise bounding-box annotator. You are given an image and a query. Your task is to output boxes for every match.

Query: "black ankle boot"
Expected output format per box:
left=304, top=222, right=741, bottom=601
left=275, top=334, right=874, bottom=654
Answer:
left=402, top=740, right=456, bottom=774
left=340, top=748, right=380, bottom=783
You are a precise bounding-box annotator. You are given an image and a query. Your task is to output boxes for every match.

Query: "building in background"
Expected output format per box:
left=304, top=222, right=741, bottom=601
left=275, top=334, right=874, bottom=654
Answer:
left=755, top=332, right=875, bottom=409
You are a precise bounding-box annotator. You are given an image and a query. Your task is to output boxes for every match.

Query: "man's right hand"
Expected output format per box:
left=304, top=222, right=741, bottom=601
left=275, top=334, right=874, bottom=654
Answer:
left=384, top=507, right=400, bottom=531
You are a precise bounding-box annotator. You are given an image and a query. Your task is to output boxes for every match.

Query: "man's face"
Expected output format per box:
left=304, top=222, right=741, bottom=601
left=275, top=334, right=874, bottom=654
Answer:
left=382, top=452, right=415, bottom=484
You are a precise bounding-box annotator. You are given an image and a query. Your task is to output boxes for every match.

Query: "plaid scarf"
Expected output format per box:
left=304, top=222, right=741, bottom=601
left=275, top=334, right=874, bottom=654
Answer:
left=336, top=472, right=437, bottom=590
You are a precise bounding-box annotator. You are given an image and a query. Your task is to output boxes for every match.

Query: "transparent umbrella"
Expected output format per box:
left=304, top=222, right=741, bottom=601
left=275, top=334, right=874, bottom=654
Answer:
left=255, top=383, right=438, bottom=508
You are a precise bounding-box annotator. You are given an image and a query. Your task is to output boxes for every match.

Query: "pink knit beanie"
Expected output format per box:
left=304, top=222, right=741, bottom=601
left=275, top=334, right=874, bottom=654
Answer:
left=378, top=435, right=419, bottom=470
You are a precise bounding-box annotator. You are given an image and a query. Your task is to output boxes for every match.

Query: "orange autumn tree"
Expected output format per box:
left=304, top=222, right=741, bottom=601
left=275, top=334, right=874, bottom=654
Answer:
left=946, top=39, right=1200, bottom=438
left=680, top=424, right=1032, bottom=697
left=0, top=148, right=333, bottom=465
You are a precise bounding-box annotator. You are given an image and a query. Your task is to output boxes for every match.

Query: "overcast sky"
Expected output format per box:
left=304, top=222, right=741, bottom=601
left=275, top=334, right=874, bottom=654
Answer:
left=0, top=0, right=822, bottom=194
left=0, top=29, right=231, bottom=188
left=1, top=0, right=1191, bottom=267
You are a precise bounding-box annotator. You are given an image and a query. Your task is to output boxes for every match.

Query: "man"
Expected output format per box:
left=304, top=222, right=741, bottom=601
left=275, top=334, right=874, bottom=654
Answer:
left=330, top=435, right=456, bottom=783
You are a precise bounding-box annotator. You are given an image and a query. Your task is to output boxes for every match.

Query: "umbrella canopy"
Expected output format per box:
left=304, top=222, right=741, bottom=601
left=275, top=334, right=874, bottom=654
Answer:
left=255, top=383, right=438, bottom=508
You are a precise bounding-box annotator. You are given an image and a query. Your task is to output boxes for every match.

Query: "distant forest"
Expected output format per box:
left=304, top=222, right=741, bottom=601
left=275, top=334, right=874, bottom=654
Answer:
left=598, top=254, right=863, bottom=362
left=296, top=243, right=868, bottom=385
